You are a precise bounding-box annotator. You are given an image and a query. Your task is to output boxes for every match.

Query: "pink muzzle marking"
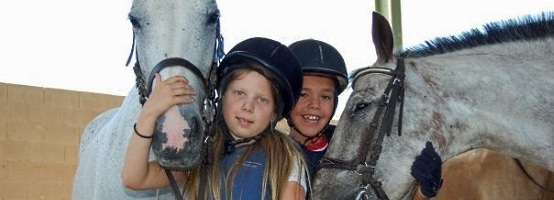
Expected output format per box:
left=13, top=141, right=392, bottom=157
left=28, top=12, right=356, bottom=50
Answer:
left=161, top=106, right=190, bottom=149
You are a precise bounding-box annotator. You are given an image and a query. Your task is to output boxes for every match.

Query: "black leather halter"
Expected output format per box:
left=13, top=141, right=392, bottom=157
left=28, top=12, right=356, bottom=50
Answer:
left=125, top=14, right=224, bottom=200
left=128, top=21, right=224, bottom=110
left=317, top=59, right=405, bottom=200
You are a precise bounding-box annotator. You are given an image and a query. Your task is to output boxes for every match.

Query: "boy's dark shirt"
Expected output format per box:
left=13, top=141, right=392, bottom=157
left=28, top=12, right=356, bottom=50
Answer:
left=297, top=125, right=335, bottom=181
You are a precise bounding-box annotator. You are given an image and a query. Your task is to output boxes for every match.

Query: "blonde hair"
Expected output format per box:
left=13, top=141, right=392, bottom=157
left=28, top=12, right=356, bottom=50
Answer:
left=182, top=62, right=309, bottom=200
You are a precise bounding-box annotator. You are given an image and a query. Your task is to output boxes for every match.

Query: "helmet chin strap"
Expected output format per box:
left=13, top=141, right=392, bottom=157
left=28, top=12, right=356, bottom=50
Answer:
left=303, top=131, right=324, bottom=146
left=291, top=125, right=323, bottom=144
left=223, top=122, right=274, bottom=154
left=291, top=122, right=331, bottom=152
left=224, top=134, right=262, bottom=154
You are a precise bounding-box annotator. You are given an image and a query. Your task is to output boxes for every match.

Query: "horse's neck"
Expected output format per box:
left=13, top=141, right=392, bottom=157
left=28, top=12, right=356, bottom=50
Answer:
left=401, top=39, right=554, bottom=171
left=376, top=139, right=422, bottom=199
left=373, top=40, right=554, bottom=199
left=120, top=87, right=142, bottom=111
left=113, top=87, right=142, bottom=127
left=93, top=87, right=141, bottom=138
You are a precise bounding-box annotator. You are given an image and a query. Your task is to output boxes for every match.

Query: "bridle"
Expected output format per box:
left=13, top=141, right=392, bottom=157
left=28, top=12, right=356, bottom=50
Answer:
left=317, top=59, right=405, bottom=200
left=127, top=14, right=224, bottom=116
left=125, top=13, right=224, bottom=200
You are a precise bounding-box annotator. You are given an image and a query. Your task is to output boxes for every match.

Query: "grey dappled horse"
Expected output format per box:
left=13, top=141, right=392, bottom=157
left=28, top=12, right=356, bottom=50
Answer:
left=312, top=11, right=554, bottom=200
left=72, top=0, right=222, bottom=199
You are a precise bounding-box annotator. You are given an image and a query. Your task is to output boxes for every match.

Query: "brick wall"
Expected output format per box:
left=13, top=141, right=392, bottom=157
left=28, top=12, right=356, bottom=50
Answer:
left=3, top=82, right=551, bottom=200
left=0, top=82, right=124, bottom=200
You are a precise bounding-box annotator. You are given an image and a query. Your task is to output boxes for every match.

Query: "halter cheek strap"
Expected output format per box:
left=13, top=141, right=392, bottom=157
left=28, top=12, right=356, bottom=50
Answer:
left=290, top=119, right=332, bottom=152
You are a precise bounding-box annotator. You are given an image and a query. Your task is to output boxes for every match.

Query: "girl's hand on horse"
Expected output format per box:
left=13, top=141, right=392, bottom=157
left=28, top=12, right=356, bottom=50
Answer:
left=142, top=73, right=196, bottom=118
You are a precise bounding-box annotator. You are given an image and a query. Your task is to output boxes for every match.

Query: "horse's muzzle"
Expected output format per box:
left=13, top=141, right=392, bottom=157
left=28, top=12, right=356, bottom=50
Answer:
left=151, top=104, right=206, bottom=170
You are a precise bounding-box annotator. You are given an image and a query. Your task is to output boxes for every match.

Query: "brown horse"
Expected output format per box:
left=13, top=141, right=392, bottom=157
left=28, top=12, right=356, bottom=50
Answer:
left=440, top=149, right=554, bottom=199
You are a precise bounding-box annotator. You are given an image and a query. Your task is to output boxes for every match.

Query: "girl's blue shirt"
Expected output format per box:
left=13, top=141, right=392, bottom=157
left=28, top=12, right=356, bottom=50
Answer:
left=220, top=146, right=270, bottom=200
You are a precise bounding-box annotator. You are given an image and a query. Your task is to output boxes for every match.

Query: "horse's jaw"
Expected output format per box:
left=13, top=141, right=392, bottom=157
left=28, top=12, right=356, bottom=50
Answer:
left=312, top=164, right=416, bottom=200
left=312, top=169, right=363, bottom=199
left=374, top=141, right=422, bottom=200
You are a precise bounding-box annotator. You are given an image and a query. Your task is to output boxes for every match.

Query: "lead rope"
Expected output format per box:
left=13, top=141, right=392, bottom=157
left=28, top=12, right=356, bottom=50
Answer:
left=165, top=170, right=184, bottom=200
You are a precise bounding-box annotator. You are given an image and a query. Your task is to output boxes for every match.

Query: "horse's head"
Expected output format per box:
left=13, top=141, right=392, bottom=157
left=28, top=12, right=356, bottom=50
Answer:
left=312, top=12, right=408, bottom=200
left=317, top=10, right=554, bottom=200
left=128, top=0, right=221, bottom=169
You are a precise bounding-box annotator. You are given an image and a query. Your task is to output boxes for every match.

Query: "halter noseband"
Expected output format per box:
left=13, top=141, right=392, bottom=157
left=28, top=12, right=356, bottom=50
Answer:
left=317, top=59, right=406, bottom=200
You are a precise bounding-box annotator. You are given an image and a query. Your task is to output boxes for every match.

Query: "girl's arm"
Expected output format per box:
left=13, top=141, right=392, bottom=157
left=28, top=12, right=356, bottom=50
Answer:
left=122, top=73, right=195, bottom=189
left=281, top=155, right=308, bottom=200
left=281, top=181, right=306, bottom=200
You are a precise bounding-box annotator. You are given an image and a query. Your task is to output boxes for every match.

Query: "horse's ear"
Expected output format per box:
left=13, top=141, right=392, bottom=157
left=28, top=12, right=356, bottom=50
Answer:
left=372, top=11, right=394, bottom=63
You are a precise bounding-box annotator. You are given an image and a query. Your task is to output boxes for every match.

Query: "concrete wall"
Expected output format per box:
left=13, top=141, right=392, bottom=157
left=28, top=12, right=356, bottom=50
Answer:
left=0, top=82, right=124, bottom=200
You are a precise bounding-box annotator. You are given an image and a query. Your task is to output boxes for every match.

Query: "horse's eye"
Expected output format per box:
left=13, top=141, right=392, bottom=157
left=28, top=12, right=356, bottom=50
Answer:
left=208, top=11, right=220, bottom=24
left=128, top=15, right=140, bottom=29
left=352, top=101, right=370, bottom=113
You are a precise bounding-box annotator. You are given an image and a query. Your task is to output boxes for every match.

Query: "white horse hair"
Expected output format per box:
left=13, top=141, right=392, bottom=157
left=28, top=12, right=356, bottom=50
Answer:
left=312, top=11, right=554, bottom=199
left=72, top=0, right=220, bottom=199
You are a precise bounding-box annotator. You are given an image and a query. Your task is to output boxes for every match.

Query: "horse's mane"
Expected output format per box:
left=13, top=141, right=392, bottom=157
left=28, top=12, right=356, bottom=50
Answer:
left=347, top=11, right=554, bottom=88
left=397, top=11, right=554, bottom=58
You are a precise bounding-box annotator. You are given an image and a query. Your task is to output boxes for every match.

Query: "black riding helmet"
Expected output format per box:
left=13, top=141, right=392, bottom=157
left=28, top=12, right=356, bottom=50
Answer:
left=288, top=39, right=348, bottom=94
left=217, top=37, right=303, bottom=120
left=287, top=39, right=349, bottom=148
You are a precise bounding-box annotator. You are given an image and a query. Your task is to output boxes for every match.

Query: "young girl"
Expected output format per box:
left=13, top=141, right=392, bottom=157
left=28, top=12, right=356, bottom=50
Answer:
left=122, top=37, right=308, bottom=199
